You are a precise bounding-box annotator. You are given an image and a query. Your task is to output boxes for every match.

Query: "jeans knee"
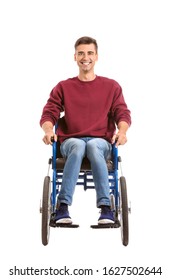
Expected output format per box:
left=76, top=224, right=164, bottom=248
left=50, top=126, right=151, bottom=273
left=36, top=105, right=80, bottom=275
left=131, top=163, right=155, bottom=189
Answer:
left=61, top=138, right=86, bottom=158
left=86, top=138, right=111, bottom=160
left=86, top=139, right=102, bottom=158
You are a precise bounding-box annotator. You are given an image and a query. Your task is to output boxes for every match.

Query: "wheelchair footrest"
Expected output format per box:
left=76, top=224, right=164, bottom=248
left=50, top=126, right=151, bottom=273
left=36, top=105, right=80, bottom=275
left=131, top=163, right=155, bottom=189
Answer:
left=55, top=223, right=79, bottom=228
left=91, top=221, right=120, bottom=229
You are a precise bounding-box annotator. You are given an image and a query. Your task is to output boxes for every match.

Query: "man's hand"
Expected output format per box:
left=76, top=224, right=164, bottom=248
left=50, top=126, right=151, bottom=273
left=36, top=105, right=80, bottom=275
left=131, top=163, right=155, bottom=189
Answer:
left=42, top=121, right=57, bottom=145
left=111, top=121, right=129, bottom=147
left=43, top=132, right=57, bottom=145
left=111, top=132, right=127, bottom=147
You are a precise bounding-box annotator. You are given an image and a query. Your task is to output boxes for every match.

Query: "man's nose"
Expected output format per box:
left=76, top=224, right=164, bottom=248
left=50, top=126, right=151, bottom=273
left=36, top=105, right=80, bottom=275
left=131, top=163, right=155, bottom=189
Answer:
left=83, top=53, right=89, bottom=59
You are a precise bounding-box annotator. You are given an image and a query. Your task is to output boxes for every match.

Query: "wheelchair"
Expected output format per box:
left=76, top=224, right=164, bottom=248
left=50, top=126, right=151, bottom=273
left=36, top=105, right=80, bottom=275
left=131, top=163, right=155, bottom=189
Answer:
left=40, top=133, right=131, bottom=247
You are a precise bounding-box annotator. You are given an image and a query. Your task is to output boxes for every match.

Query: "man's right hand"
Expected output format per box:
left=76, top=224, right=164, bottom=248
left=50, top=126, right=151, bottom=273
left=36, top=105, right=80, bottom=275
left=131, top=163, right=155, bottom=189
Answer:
left=42, top=121, right=57, bottom=145
left=43, top=132, right=57, bottom=145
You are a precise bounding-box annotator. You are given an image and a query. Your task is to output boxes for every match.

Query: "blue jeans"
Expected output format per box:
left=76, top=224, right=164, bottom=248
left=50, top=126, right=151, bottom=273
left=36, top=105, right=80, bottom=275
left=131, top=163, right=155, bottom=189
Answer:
left=58, top=137, right=112, bottom=208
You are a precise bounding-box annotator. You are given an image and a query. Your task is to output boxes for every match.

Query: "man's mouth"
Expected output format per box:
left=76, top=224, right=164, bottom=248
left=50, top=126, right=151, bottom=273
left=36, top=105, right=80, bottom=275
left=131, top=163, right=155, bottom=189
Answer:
left=81, top=62, right=91, bottom=66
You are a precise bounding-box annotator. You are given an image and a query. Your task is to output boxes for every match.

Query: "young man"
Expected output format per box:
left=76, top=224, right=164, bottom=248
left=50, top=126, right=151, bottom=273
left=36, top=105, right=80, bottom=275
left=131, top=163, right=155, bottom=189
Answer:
left=40, top=36, right=131, bottom=225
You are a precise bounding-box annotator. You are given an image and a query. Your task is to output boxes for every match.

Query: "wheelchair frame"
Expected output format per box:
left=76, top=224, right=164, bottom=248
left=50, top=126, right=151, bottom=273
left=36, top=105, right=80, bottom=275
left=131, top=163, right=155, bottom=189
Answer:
left=40, top=137, right=130, bottom=247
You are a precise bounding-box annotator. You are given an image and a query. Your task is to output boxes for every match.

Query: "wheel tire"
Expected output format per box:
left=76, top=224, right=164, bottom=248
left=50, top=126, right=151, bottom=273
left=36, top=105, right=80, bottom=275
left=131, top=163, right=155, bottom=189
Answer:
left=119, top=176, right=129, bottom=246
left=41, top=176, right=51, bottom=246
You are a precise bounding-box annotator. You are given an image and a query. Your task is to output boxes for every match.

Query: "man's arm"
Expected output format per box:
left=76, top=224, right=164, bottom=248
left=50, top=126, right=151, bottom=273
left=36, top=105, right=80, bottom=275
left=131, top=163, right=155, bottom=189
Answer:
left=111, top=121, right=129, bottom=147
left=42, top=121, right=57, bottom=145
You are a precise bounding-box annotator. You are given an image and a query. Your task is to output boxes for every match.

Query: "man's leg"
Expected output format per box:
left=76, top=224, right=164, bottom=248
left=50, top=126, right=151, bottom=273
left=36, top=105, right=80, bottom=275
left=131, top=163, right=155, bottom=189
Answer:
left=58, top=138, right=86, bottom=206
left=86, top=138, right=114, bottom=224
left=55, top=138, right=86, bottom=223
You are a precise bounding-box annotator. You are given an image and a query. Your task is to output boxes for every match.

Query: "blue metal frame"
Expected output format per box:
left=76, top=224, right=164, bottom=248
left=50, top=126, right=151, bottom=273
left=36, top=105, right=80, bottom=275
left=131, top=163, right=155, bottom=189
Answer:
left=51, top=139, right=57, bottom=212
left=111, top=144, right=119, bottom=218
left=51, top=135, right=119, bottom=215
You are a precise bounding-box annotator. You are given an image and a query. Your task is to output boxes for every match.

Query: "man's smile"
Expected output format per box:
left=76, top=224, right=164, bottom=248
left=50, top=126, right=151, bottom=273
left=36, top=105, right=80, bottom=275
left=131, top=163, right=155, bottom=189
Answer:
left=81, top=61, right=91, bottom=65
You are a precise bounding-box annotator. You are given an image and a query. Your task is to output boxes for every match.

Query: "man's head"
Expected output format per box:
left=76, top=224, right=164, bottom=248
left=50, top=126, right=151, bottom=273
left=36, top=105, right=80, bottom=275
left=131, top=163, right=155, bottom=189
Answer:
left=74, top=36, right=98, bottom=75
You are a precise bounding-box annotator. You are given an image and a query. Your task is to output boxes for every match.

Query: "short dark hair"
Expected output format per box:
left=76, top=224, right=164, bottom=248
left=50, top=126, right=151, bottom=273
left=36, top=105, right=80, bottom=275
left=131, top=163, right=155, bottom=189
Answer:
left=74, top=36, right=98, bottom=53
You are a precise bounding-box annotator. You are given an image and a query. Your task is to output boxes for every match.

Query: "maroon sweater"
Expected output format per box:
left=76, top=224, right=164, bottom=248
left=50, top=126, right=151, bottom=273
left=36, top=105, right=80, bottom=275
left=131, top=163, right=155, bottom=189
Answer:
left=40, top=76, right=131, bottom=143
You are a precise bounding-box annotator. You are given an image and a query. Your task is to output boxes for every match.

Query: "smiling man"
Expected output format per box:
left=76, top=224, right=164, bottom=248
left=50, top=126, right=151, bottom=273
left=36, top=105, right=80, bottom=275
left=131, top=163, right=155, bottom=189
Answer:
left=40, top=36, right=131, bottom=225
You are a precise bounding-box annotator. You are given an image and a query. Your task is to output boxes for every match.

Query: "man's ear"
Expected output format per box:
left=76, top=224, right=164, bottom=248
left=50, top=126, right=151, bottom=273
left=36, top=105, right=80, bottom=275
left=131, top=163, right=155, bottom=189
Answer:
left=74, top=53, right=76, bottom=61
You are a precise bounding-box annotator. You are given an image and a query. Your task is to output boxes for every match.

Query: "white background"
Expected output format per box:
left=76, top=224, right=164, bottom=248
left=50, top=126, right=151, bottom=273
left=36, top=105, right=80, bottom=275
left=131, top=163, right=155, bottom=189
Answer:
left=0, top=0, right=170, bottom=279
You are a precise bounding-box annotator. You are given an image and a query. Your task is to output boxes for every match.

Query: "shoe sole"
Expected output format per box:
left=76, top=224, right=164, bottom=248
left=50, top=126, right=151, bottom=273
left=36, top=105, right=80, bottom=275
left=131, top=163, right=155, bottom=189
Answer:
left=98, top=219, right=114, bottom=224
left=56, top=218, right=72, bottom=224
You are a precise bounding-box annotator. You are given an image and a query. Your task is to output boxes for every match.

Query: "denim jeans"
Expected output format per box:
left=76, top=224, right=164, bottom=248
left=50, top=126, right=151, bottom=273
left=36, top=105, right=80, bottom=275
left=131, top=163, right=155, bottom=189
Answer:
left=58, top=137, right=112, bottom=208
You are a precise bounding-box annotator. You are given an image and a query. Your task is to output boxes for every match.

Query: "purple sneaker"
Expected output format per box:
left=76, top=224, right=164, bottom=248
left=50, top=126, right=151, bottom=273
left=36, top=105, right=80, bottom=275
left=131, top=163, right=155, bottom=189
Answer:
left=55, top=203, right=72, bottom=224
left=98, top=206, right=114, bottom=224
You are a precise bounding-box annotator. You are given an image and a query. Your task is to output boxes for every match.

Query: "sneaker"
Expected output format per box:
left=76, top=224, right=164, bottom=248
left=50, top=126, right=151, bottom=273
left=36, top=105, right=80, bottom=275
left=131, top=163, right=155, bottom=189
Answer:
left=55, top=203, right=72, bottom=224
left=98, top=206, right=114, bottom=224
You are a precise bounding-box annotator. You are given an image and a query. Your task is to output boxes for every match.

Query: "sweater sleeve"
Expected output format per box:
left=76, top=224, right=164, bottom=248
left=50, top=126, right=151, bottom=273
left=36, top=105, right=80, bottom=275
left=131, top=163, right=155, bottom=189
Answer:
left=110, top=85, right=131, bottom=127
left=39, top=83, right=64, bottom=127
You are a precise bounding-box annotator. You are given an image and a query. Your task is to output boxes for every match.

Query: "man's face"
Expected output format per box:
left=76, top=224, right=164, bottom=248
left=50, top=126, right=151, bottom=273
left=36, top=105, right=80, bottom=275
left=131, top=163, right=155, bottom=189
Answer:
left=74, top=43, right=98, bottom=72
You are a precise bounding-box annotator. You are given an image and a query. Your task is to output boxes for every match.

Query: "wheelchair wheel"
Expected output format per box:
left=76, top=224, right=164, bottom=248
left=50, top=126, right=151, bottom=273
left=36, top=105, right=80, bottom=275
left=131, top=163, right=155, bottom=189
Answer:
left=41, top=176, right=51, bottom=246
left=119, top=176, right=129, bottom=246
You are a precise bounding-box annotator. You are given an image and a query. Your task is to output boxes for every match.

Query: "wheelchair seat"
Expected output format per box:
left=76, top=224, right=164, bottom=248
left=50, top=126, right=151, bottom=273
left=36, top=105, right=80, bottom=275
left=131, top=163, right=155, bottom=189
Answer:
left=56, top=157, right=114, bottom=171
